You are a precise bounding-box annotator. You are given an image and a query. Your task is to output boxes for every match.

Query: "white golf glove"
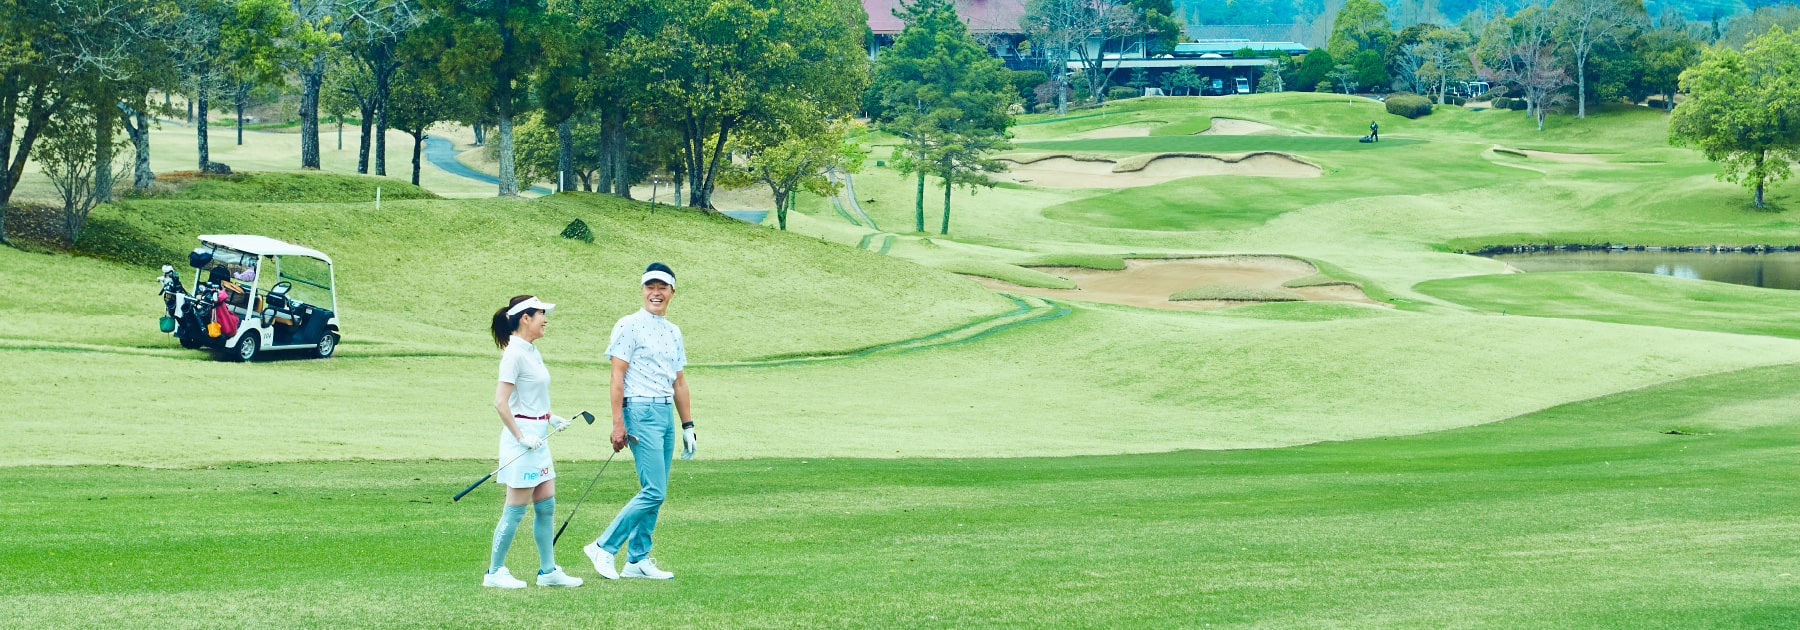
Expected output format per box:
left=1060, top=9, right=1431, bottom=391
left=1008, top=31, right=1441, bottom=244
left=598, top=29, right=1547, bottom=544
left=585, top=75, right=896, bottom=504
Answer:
left=519, top=434, right=545, bottom=450
left=549, top=415, right=571, bottom=432
left=680, top=428, right=697, bottom=460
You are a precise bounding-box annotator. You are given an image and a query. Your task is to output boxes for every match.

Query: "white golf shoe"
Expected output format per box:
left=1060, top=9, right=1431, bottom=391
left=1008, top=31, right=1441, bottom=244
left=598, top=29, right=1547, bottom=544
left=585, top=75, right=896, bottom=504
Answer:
left=482, top=566, right=527, bottom=589
left=536, top=566, right=584, bottom=587
left=622, top=558, right=674, bottom=580
left=584, top=542, right=619, bottom=580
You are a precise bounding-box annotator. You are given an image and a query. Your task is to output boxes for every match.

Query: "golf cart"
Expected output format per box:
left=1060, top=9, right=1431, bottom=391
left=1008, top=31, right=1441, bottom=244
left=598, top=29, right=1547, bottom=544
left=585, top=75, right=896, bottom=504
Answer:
left=157, top=235, right=341, bottom=361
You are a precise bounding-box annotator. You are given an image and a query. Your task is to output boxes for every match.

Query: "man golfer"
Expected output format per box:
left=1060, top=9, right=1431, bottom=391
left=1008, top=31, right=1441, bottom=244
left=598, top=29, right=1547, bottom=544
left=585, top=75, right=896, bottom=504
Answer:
left=1369, top=120, right=1379, bottom=142
left=584, top=262, right=697, bottom=580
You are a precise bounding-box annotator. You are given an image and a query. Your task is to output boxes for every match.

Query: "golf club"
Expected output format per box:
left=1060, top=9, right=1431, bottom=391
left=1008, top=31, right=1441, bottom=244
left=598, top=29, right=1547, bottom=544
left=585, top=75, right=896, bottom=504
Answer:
left=553, top=449, right=618, bottom=545
left=453, top=410, right=594, bottom=501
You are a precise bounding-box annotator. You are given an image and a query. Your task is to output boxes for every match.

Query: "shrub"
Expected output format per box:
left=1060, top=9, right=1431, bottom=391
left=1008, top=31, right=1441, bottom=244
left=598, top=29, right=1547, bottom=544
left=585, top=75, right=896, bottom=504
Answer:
left=1106, top=86, right=1140, bottom=101
left=1385, top=93, right=1433, bottom=119
left=1509, top=98, right=1528, bottom=111
left=1445, top=95, right=1467, bottom=106
left=560, top=218, right=594, bottom=243
left=1491, top=97, right=1511, bottom=109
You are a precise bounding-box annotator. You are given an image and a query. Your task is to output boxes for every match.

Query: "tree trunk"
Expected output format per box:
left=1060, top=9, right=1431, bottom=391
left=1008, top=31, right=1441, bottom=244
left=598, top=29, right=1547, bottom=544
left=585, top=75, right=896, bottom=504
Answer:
left=373, top=63, right=391, bottom=177
left=235, top=82, right=247, bottom=146
left=557, top=118, right=573, bottom=192
left=472, top=124, right=485, bottom=146
left=119, top=101, right=154, bottom=189
left=914, top=168, right=925, bottom=232
left=1754, top=151, right=1766, bottom=209
left=596, top=110, right=615, bottom=194
left=940, top=173, right=951, bottom=235
left=336, top=117, right=343, bottom=150
left=774, top=189, right=788, bottom=230
left=410, top=131, right=423, bottom=186
left=1576, top=57, right=1586, bottom=119
left=1056, top=72, right=1069, bottom=115
left=610, top=112, right=629, bottom=198
left=186, top=98, right=193, bottom=124
left=299, top=53, right=324, bottom=169
left=356, top=100, right=374, bottom=174
left=197, top=83, right=210, bottom=171
left=496, top=105, right=518, bottom=197
left=94, top=96, right=115, bottom=203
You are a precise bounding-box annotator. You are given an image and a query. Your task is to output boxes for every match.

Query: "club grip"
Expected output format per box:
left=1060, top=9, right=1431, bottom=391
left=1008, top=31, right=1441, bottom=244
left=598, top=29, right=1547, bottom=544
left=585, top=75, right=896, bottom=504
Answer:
left=553, top=519, right=571, bottom=545
left=453, top=473, right=492, bottom=502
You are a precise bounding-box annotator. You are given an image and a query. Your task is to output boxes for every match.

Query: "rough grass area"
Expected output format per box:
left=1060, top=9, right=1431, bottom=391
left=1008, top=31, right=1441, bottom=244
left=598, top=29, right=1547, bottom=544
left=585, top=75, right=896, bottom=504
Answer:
left=1019, top=253, right=1126, bottom=270
left=4, top=363, right=1798, bottom=627
left=1169, top=284, right=1304, bottom=301
left=1415, top=271, right=1800, bottom=339
left=124, top=171, right=437, bottom=202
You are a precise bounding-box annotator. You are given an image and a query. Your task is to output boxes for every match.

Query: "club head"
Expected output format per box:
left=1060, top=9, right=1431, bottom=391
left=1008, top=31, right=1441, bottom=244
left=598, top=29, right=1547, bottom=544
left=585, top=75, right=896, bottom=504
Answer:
left=577, top=410, right=595, bottom=425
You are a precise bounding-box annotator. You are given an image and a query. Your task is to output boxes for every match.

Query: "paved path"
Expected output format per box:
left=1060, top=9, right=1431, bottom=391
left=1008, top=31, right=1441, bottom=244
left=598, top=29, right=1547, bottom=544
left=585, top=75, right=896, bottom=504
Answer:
left=422, top=136, right=553, bottom=195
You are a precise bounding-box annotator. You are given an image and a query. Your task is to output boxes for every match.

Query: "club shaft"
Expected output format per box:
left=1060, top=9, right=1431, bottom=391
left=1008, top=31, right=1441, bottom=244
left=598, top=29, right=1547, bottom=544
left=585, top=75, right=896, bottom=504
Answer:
left=553, top=451, right=616, bottom=545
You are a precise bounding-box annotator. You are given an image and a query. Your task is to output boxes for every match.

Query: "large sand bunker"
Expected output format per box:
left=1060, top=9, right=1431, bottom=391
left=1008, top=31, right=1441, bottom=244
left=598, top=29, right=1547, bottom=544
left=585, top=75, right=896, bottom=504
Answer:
left=1196, top=118, right=1287, bottom=136
left=997, top=152, right=1321, bottom=188
left=970, top=257, right=1386, bottom=311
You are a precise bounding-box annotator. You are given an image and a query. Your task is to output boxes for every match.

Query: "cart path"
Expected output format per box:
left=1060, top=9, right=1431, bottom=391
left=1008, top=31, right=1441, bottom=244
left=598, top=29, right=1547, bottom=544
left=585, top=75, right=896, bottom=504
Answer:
left=422, top=136, right=554, bottom=195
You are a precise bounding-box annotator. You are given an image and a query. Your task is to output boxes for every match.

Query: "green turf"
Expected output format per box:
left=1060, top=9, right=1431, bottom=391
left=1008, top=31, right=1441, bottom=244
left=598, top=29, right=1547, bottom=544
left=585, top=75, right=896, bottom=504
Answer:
left=124, top=172, right=436, bottom=202
left=1022, top=135, right=1422, bottom=153
left=3, top=362, right=1797, bottom=627
left=1415, top=271, right=1800, bottom=339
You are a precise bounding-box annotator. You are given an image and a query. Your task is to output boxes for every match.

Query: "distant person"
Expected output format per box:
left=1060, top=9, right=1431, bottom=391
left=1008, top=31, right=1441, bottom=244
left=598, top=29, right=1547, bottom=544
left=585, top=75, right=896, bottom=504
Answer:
left=483, top=295, right=584, bottom=589
left=584, top=262, right=697, bottom=581
left=1369, top=120, right=1380, bottom=142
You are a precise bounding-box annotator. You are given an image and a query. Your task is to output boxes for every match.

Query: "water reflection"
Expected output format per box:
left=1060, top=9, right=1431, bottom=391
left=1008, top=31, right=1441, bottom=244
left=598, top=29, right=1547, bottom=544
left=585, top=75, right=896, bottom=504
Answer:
left=1488, top=250, right=1800, bottom=290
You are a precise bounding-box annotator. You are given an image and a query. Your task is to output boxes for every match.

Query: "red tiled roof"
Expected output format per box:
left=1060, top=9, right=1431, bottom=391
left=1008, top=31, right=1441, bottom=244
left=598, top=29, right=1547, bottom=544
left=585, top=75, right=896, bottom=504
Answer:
left=865, top=0, right=1029, bottom=35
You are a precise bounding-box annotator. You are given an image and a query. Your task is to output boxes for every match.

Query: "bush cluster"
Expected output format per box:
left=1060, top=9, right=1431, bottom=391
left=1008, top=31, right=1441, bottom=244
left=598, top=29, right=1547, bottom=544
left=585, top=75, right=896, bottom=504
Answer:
left=1385, top=93, right=1434, bottom=119
left=1106, top=86, right=1140, bottom=101
left=1491, top=97, right=1511, bottom=109
left=1509, top=98, right=1528, bottom=111
left=560, top=218, right=594, bottom=243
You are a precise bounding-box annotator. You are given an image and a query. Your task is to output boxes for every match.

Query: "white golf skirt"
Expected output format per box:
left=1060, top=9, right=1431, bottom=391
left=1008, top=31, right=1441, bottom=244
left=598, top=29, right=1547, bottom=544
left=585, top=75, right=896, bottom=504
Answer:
left=497, top=419, right=555, bottom=488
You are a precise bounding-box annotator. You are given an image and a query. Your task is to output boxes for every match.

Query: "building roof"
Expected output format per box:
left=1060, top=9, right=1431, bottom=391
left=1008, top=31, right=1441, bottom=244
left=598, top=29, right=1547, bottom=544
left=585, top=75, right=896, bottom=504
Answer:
left=200, top=235, right=332, bottom=264
left=1185, top=24, right=1317, bottom=46
left=865, top=0, right=1028, bottom=35
left=1067, top=58, right=1278, bottom=70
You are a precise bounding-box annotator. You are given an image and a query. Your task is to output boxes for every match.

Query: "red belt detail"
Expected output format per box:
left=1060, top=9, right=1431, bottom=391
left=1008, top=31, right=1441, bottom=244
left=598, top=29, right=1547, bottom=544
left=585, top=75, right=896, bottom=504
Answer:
left=515, top=413, right=550, bottom=420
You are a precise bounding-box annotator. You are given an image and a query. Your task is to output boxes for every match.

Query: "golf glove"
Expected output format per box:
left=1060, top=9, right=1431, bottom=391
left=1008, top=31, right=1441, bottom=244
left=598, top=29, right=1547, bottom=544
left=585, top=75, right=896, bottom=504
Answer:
left=549, top=415, right=571, bottom=432
left=519, top=435, right=545, bottom=450
left=681, top=428, right=697, bottom=460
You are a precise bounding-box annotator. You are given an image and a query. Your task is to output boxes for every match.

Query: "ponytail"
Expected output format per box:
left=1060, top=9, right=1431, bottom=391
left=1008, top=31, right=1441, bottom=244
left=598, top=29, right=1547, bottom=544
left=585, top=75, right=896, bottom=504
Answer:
left=491, top=295, right=538, bottom=349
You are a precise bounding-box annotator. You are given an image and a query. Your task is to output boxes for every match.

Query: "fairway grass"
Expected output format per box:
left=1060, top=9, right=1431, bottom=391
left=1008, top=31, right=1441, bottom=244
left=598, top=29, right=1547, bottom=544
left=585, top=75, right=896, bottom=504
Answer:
left=4, top=363, right=1797, bottom=627
left=1416, top=271, right=1800, bottom=339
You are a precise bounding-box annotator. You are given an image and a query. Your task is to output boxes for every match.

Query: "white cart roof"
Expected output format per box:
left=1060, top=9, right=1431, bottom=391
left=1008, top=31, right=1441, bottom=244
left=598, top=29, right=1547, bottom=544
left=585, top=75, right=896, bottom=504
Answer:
left=199, top=235, right=332, bottom=264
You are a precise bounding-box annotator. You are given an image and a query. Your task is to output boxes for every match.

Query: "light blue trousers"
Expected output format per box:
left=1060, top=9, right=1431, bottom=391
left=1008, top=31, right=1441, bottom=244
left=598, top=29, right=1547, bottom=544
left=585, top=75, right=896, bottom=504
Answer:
left=596, top=402, right=674, bottom=563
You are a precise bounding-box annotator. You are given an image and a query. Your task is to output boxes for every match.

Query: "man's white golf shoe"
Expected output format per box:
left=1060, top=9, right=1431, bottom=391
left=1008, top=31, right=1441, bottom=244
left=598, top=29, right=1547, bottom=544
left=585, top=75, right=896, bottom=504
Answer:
left=483, top=567, right=527, bottom=589
left=622, top=558, right=674, bottom=580
left=536, top=566, right=584, bottom=587
left=584, top=542, right=619, bottom=580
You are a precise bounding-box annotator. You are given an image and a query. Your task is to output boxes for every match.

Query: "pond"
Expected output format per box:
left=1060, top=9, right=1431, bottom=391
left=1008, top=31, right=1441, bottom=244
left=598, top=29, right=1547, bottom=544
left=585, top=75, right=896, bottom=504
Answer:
left=1490, top=250, right=1800, bottom=290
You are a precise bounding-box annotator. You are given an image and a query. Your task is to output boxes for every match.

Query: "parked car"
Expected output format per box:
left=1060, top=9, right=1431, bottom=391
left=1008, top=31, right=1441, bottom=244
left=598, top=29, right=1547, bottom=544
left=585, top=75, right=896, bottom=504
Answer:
left=159, top=234, right=341, bottom=361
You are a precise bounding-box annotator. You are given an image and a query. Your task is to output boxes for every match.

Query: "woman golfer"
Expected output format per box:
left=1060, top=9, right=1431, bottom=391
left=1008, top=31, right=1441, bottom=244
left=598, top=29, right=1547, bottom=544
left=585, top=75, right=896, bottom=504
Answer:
left=584, top=263, right=698, bottom=580
left=483, top=295, right=583, bottom=589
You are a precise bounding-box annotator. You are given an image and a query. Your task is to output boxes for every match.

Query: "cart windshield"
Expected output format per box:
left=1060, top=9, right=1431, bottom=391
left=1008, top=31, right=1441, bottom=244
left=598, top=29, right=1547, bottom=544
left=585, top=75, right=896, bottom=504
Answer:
left=274, top=255, right=333, bottom=307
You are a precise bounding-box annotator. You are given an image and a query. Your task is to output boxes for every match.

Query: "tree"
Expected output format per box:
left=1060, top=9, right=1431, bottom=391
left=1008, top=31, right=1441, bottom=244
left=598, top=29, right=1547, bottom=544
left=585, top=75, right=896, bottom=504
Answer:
left=339, top=0, right=423, bottom=177
left=1414, top=28, right=1472, bottom=104
left=1639, top=24, right=1699, bottom=111
left=1330, top=63, right=1359, bottom=95
left=1295, top=48, right=1336, bottom=92
left=37, top=101, right=123, bottom=244
left=1669, top=26, right=1800, bottom=209
left=1171, top=65, right=1200, bottom=95
left=286, top=1, right=345, bottom=171
left=1327, top=0, right=1394, bottom=61
left=635, top=0, right=865, bottom=209
left=1552, top=0, right=1641, bottom=118
left=874, top=0, right=1015, bottom=234
left=1720, top=4, right=1800, bottom=49
left=730, top=117, right=866, bottom=230
left=1480, top=5, right=1571, bottom=131
left=386, top=55, right=471, bottom=186
left=1352, top=49, right=1388, bottom=92
left=412, top=0, right=549, bottom=197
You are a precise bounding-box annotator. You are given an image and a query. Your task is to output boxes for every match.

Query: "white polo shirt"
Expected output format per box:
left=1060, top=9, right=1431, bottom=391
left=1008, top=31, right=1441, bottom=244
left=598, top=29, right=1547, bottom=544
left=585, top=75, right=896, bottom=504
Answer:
left=606, top=309, right=686, bottom=398
left=498, top=335, right=552, bottom=417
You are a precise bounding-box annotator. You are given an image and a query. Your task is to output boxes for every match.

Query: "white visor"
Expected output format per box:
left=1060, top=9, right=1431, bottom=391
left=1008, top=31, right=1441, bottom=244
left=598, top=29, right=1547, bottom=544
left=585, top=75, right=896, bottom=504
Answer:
left=642, top=270, right=675, bottom=288
left=507, top=296, right=555, bottom=317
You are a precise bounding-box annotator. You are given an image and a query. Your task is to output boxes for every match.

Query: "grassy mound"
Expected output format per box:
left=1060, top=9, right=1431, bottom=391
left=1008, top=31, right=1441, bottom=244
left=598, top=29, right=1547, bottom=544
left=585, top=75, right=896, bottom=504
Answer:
left=4, top=192, right=1012, bottom=363
left=1415, top=271, right=1800, bottom=339
left=940, top=261, right=1077, bottom=288
left=128, top=171, right=437, bottom=202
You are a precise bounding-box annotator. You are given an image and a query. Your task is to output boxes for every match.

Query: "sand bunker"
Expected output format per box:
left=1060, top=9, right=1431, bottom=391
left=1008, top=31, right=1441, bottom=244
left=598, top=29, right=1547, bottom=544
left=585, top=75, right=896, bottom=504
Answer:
left=1196, top=118, right=1287, bottom=136
left=996, top=152, right=1320, bottom=189
left=1068, top=122, right=1165, bottom=139
left=1497, top=147, right=1615, bottom=164
left=969, top=257, right=1386, bottom=311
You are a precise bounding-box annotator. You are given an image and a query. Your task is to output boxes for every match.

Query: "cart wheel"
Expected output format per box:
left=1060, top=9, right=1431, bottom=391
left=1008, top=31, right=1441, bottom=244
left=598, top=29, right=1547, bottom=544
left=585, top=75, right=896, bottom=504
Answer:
left=315, top=332, right=338, bottom=359
left=233, top=332, right=260, bottom=362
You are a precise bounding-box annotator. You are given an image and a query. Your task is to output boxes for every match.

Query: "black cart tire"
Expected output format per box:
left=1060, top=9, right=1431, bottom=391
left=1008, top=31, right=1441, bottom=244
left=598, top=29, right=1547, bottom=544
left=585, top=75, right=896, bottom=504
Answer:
left=315, top=332, right=338, bottom=359
left=233, top=332, right=260, bottom=362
